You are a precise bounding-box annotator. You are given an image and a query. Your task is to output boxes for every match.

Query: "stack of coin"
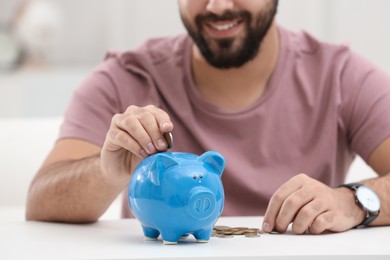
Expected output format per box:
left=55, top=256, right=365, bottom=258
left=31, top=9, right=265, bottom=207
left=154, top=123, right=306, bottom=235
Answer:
left=212, top=225, right=261, bottom=238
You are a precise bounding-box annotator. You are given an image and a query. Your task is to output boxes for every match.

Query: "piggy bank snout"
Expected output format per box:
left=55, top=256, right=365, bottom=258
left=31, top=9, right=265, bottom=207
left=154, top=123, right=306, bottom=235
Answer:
left=186, top=187, right=216, bottom=220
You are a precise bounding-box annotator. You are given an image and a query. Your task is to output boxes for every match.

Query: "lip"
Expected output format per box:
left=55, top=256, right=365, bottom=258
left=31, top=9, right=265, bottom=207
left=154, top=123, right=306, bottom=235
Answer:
left=204, top=19, right=243, bottom=39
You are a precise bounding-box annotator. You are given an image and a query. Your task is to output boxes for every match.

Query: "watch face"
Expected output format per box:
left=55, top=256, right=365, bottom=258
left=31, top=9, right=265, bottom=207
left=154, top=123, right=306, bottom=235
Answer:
left=356, top=186, right=380, bottom=212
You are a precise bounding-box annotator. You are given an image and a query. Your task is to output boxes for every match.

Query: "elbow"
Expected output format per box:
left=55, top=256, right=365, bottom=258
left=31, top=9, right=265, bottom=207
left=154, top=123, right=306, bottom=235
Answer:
left=25, top=191, right=100, bottom=224
left=25, top=205, right=99, bottom=223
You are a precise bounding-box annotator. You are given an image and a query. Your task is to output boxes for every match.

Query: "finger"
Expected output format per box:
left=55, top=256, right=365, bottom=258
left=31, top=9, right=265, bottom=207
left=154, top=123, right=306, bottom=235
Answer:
left=144, top=105, right=174, bottom=133
left=105, top=127, right=146, bottom=158
left=115, top=114, right=156, bottom=155
left=263, top=174, right=307, bottom=233
left=275, top=188, right=315, bottom=233
left=125, top=105, right=174, bottom=152
left=308, top=211, right=335, bottom=235
left=292, top=199, right=327, bottom=234
left=132, top=111, right=166, bottom=152
left=137, top=109, right=170, bottom=152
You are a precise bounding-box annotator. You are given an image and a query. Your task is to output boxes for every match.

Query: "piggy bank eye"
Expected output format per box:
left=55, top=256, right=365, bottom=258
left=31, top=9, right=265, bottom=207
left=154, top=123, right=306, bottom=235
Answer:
left=199, top=175, right=203, bottom=179
left=193, top=175, right=197, bottom=179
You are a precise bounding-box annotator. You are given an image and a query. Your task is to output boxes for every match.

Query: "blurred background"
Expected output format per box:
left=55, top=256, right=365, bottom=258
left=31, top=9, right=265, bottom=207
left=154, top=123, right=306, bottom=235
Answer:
left=0, top=0, right=386, bottom=219
left=1, top=0, right=390, bottom=117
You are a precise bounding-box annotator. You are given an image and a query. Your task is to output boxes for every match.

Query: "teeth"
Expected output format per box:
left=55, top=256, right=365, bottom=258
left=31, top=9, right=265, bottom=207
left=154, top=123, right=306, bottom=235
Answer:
left=211, top=22, right=237, bottom=31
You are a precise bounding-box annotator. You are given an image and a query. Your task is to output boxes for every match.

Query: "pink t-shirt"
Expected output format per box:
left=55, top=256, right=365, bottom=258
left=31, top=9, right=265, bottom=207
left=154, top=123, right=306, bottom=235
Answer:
left=59, top=26, right=390, bottom=217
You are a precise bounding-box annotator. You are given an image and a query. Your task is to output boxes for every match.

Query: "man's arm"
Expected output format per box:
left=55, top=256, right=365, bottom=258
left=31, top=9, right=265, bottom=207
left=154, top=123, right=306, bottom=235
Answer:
left=262, top=137, right=390, bottom=234
left=26, top=105, right=173, bottom=223
left=25, top=139, right=125, bottom=223
left=360, top=137, right=390, bottom=226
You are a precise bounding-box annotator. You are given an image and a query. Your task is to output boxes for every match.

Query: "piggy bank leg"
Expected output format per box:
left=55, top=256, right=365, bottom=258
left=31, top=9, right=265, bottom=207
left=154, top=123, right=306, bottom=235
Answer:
left=179, top=233, right=190, bottom=241
left=160, top=231, right=181, bottom=245
left=142, top=225, right=160, bottom=241
left=193, top=229, right=212, bottom=243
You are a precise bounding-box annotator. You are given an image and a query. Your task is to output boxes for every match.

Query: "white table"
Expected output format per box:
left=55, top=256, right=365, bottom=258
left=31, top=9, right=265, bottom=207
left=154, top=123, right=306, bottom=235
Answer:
left=0, top=216, right=389, bottom=259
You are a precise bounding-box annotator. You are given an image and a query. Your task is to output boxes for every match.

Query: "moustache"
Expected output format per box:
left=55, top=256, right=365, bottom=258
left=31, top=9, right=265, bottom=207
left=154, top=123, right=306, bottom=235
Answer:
left=195, top=11, right=250, bottom=25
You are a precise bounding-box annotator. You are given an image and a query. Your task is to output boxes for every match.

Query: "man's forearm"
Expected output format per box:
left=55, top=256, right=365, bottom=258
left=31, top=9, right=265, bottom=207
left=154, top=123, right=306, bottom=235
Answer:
left=26, top=155, right=127, bottom=223
left=363, top=172, right=390, bottom=226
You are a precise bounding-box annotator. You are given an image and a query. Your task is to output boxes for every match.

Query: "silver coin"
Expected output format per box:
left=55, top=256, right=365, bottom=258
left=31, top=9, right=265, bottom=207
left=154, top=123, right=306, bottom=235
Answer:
left=244, top=229, right=259, bottom=236
left=244, top=233, right=260, bottom=238
left=217, top=234, right=234, bottom=239
left=213, top=225, right=231, bottom=231
left=230, top=227, right=248, bottom=232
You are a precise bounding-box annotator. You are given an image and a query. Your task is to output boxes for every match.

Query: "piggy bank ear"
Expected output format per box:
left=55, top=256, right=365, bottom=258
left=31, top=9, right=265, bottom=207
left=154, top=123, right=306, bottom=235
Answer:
left=199, top=151, right=225, bottom=177
left=149, top=153, right=178, bottom=186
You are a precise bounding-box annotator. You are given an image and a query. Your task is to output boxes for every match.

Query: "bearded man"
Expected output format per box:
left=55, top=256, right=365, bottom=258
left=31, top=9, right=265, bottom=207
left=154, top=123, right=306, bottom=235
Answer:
left=26, top=0, right=390, bottom=235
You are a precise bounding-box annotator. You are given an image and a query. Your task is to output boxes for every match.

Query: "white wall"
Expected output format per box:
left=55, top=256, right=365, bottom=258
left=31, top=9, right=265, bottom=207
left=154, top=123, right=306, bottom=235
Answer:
left=2, top=0, right=389, bottom=118
left=32, top=0, right=389, bottom=71
left=328, top=0, right=390, bottom=71
left=279, top=0, right=390, bottom=72
left=44, top=0, right=185, bottom=65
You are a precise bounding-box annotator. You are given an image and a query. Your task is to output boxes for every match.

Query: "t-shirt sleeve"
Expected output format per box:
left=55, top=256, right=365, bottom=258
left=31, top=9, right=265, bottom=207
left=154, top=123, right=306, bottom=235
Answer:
left=341, top=52, right=390, bottom=162
left=58, top=61, right=122, bottom=147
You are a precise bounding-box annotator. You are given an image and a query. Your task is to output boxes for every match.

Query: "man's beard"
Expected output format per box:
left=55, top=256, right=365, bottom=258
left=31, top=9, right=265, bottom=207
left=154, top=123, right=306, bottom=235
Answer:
left=181, top=1, right=278, bottom=69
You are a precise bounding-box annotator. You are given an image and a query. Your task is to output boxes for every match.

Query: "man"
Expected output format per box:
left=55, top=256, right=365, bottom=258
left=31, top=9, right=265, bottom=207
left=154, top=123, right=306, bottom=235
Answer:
left=26, top=0, right=390, bottom=235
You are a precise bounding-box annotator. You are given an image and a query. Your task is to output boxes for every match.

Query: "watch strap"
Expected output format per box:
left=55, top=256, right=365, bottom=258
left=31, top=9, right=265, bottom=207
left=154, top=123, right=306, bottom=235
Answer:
left=360, top=213, right=380, bottom=227
left=339, top=183, right=362, bottom=191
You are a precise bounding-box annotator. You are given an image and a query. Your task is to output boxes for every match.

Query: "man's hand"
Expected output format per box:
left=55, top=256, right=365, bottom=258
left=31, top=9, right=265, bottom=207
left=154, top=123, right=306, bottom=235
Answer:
left=262, top=174, right=366, bottom=234
left=100, top=105, right=173, bottom=186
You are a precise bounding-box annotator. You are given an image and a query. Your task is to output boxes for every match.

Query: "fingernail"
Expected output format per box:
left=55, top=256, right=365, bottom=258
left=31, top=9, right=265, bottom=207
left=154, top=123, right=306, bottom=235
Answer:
left=147, top=143, right=156, bottom=153
left=157, top=139, right=166, bottom=149
left=161, top=121, right=171, bottom=131
left=262, top=222, right=271, bottom=233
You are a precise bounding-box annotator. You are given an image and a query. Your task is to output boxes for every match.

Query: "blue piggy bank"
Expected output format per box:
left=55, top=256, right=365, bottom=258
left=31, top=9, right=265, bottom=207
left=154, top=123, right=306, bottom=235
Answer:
left=128, top=151, right=225, bottom=244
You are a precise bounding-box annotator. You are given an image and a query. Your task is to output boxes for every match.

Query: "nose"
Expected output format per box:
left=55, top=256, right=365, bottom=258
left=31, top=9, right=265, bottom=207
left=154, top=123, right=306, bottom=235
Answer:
left=186, top=187, right=216, bottom=220
left=206, top=0, right=235, bottom=15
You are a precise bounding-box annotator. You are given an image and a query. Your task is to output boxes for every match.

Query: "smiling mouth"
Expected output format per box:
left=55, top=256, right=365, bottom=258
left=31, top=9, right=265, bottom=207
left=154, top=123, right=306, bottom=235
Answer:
left=203, top=19, right=244, bottom=39
left=208, top=20, right=240, bottom=31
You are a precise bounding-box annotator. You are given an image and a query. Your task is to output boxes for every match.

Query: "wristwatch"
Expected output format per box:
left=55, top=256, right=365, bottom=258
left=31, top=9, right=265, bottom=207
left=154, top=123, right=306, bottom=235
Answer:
left=340, top=183, right=381, bottom=227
